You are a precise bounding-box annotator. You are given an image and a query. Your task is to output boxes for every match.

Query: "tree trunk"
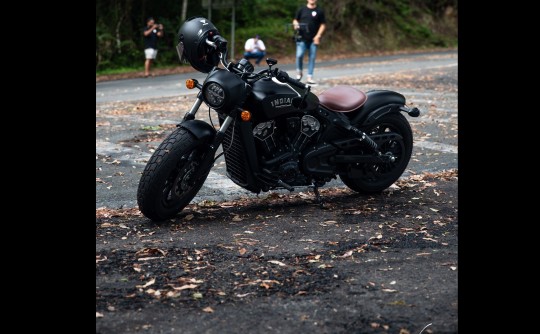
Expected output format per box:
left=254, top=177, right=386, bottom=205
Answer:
left=181, top=0, right=188, bottom=21
left=115, top=13, right=124, bottom=53
left=115, top=0, right=133, bottom=54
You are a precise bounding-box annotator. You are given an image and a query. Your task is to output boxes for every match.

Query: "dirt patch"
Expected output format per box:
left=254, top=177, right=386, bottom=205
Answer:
left=96, top=170, right=457, bottom=333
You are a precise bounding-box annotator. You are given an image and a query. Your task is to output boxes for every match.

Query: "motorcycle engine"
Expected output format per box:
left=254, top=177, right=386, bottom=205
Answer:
left=253, top=115, right=320, bottom=184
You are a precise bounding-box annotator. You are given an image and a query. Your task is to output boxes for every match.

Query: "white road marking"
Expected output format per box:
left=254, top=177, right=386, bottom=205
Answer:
left=204, top=171, right=245, bottom=193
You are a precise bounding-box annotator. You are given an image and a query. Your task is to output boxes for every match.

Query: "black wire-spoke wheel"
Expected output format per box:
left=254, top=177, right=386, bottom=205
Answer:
left=161, top=151, right=201, bottom=208
left=340, top=113, right=413, bottom=193
left=137, top=128, right=212, bottom=221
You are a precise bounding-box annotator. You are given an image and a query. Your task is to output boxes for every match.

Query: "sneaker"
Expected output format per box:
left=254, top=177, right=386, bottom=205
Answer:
left=306, top=78, right=317, bottom=85
left=296, top=74, right=302, bottom=80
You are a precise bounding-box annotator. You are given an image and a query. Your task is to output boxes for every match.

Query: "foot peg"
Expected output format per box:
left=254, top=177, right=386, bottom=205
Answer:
left=277, top=179, right=294, bottom=191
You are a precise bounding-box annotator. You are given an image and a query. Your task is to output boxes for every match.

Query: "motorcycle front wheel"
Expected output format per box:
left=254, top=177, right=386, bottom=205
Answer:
left=137, top=128, right=212, bottom=221
left=340, top=113, right=413, bottom=193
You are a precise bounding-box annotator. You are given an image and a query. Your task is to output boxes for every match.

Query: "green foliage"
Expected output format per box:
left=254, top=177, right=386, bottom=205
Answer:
left=96, top=0, right=457, bottom=72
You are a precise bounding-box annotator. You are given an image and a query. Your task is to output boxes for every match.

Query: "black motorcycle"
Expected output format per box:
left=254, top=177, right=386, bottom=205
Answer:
left=137, top=17, right=420, bottom=221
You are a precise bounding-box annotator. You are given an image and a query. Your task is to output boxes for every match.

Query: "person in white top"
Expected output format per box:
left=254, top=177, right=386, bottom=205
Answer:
left=243, top=34, right=266, bottom=65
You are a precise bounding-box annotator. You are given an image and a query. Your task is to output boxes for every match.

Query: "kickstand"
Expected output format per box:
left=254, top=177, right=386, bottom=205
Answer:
left=310, top=185, right=324, bottom=208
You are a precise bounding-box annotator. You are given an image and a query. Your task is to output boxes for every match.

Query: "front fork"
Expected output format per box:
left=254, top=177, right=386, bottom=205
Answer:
left=180, top=94, right=239, bottom=182
left=182, top=92, right=204, bottom=122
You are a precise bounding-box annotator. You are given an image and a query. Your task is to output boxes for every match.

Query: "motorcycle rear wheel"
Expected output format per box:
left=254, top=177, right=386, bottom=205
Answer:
left=137, top=128, right=211, bottom=221
left=340, top=113, right=413, bottom=193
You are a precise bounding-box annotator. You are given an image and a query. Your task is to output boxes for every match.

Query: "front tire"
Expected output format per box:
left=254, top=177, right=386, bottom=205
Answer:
left=340, top=113, right=413, bottom=193
left=137, top=128, right=212, bottom=221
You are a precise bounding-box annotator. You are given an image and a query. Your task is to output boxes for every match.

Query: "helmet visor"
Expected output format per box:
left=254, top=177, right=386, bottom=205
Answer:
left=176, top=41, right=187, bottom=63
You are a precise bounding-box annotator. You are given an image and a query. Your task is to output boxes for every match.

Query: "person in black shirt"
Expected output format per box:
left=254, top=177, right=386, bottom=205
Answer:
left=293, top=0, right=326, bottom=85
left=143, top=17, right=163, bottom=77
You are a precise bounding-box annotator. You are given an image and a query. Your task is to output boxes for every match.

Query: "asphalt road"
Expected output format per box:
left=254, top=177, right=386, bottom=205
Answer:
left=96, top=50, right=457, bottom=209
left=96, top=50, right=456, bottom=103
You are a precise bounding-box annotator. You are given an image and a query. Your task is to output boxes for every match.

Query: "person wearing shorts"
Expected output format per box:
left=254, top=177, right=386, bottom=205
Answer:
left=143, top=17, right=163, bottom=77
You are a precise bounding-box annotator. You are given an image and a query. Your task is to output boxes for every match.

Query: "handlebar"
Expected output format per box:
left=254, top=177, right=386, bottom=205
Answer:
left=204, top=37, right=301, bottom=87
left=206, top=36, right=230, bottom=68
left=275, top=70, right=307, bottom=90
left=205, top=36, right=228, bottom=53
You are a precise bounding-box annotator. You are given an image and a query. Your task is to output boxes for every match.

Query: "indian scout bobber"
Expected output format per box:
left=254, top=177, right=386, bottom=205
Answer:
left=137, top=17, right=420, bottom=221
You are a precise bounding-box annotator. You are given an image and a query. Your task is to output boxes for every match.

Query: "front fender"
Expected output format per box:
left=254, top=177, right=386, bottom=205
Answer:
left=350, top=90, right=405, bottom=125
left=178, top=120, right=216, bottom=143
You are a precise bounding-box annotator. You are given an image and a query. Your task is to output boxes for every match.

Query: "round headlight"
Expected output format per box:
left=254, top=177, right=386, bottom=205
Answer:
left=201, top=69, right=250, bottom=112
left=203, top=82, right=225, bottom=108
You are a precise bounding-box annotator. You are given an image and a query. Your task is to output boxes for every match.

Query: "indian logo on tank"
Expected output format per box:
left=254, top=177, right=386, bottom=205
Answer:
left=270, top=97, right=292, bottom=108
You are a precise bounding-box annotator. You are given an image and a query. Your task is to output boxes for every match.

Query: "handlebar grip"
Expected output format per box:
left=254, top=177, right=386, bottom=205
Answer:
left=276, top=70, right=307, bottom=90
left=213, top=35, right=228, bottom=53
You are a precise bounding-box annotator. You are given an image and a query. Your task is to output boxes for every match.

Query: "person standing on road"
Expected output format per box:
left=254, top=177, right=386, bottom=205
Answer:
left=293, top=0, right=326, bottom=85
left=243, top=34, right=267, bottom=66
left=143, top=17, right=163, bottom=78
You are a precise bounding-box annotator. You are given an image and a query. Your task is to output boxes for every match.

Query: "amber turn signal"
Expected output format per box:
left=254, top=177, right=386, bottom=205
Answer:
left=186, top=79, right=196, bottom=89
left=240, top=110, right=251, bottom=121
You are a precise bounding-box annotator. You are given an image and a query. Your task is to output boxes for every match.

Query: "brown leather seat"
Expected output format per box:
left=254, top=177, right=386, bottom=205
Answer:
left=319, top=85, right=367, bottom=112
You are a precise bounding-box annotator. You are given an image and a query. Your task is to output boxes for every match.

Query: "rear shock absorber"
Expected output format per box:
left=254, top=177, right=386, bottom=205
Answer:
left=324, top=110, right=379, bottom=153
left=348, top=126, right=378, bottom=151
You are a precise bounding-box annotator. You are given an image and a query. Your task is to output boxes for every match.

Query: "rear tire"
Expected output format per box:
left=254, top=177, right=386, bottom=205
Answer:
left=137, top=128, right=211, bottom=221
left=340, top=113, right=413, bottom=193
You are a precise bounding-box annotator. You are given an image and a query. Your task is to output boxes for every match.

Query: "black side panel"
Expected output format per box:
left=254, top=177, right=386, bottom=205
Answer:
left=349, top=90, right=405, bottom=125
left=238, top=121, right=261, bottom=191
left=221, top=119, right=261, bottom=193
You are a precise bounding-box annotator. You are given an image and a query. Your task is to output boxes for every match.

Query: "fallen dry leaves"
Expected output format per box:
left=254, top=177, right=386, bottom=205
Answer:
left=95, top=169, right=457, bottom=219
left=136, top=278, right=156, bottom=289
left=173, top=284, right=198, bottom=291
left=268, top=260, right=287, bottom=267
left=135, top=248, right=167, bottom=258
left=96, top=207, right=142, bottom=219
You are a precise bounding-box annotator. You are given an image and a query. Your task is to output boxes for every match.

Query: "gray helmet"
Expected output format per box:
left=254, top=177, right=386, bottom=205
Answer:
left=176, top=16, right=221, bottom=73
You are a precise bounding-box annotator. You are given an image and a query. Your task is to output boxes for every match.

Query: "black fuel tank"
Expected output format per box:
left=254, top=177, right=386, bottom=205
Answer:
left=244, top=77, right=319, bottom=120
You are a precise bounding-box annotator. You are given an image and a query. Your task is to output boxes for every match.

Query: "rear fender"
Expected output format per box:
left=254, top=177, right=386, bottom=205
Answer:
left=363, top=104, right=404, bottom=127
left=350, top=90, right=405, bottom=125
